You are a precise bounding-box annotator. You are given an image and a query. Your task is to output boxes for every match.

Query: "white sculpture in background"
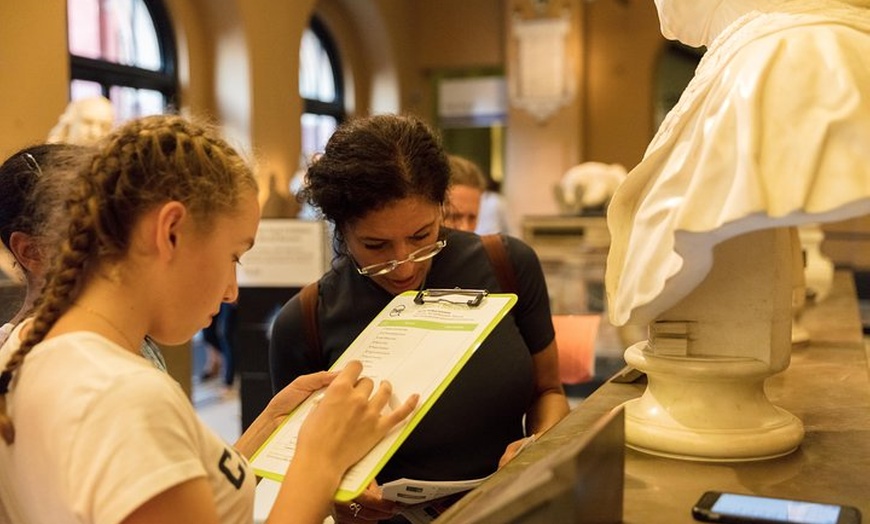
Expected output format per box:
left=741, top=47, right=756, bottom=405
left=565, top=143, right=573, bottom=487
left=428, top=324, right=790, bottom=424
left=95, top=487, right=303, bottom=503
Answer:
left=47, top=96, right=115, bottom=146
left=555, top=162, right=627, bottom=215
left=606, top=0, right=870, bottom=461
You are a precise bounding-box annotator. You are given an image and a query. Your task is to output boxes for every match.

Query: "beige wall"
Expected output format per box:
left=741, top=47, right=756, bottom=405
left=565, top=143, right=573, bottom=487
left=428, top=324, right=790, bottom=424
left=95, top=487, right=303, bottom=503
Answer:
left=0, top=0, right=663, bottom=228
left=2, top=1, right=868, bottom=293
left=584, top=0, right=664, bottom=166
left=0, top=1, right=70, bottom=160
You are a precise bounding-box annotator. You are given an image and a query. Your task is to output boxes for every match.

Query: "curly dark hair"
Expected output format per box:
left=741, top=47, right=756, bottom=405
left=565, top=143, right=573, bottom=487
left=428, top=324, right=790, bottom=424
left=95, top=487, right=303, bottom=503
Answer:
left=300, top=114, right=450, bottom=243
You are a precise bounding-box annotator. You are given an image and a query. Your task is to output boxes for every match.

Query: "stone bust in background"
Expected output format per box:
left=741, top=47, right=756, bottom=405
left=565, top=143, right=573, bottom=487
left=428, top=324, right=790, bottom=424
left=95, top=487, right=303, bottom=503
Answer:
left=47, top=96, right=115, bottom=146
left=606, top=0, right=870, bottom=327
left=602, top=0, right=870, bottom=460
left=555, top=162, right=626, bottom=216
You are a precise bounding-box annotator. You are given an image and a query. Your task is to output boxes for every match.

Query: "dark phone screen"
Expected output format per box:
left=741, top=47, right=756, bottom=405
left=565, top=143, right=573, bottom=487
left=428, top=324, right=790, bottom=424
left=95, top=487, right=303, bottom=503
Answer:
left=710, top=493, right=841, bottom=524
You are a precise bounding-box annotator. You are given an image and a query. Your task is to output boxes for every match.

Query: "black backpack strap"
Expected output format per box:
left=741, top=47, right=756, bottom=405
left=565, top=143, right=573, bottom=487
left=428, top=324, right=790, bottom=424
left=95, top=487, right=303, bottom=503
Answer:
left=298, top=281, right=325, bottom=369
left=480, top=234, right=518, bottom=294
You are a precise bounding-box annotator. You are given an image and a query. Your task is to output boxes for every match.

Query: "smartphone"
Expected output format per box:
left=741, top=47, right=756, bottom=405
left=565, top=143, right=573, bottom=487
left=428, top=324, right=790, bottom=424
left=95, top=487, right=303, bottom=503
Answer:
left=692, top=491, right=861, bottom=524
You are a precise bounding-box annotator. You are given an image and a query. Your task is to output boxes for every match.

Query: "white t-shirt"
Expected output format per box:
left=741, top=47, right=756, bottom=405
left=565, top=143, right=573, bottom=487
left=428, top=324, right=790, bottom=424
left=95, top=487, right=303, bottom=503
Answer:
left=475, top=191, right=510, bottom=235
left=0, top=330, right=255, bottom=524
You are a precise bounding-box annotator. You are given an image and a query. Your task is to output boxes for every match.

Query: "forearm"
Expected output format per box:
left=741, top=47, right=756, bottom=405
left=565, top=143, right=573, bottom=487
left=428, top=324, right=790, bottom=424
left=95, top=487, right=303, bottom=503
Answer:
left=266, top=453, right=344, bottom=524
left=525, top=342, right=570, bottom=435
left=525, top=387, right=569, bottom=435
left=234, top=407, right=283, bottom=459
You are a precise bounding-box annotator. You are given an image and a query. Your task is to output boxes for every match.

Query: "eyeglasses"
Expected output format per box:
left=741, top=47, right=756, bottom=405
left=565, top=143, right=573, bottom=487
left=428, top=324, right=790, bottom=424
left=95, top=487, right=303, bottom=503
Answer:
left=355, top=240, right=447, bottom=277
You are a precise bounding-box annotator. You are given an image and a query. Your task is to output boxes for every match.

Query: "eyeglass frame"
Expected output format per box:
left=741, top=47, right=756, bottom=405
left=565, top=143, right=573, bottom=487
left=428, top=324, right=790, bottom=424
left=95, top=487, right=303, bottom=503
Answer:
left=354, top=239, right=447, bottom=277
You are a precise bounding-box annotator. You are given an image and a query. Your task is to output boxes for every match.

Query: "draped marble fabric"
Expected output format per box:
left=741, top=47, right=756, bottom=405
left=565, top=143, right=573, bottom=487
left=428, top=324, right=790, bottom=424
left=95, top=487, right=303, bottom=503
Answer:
left=606, top=0, right=870, bottom=326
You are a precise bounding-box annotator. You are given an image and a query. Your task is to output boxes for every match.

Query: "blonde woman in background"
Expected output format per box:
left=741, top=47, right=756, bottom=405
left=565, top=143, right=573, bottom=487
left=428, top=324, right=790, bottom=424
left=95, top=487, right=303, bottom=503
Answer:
left=443, top=154, right=487, bottom=233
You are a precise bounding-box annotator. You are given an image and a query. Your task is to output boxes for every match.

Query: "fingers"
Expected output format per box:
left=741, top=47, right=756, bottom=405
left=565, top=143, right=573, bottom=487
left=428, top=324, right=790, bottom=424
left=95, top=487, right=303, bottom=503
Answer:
left=329, top=361, right=418, bottom=426
left=353, top=375, right=375, bottom=398
left=333, top=501, right=394, bottom=522
left=384, top=392, right=419, bottom=426
left=332, top=487, right=396, bottom=523
left=366, top=380, right=418, bottom=423
left=366, top=380, right=393, bottom=411
left=287, top=369, right=338, bottom=392
left=336, top=360, right=364, bottom=384
left=497, top=435, right=535, bottom=468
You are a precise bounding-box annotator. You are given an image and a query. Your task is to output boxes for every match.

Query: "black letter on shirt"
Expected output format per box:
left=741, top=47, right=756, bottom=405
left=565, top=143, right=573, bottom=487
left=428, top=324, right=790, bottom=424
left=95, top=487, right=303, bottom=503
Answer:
left=219, top=448, right=246, bottom=489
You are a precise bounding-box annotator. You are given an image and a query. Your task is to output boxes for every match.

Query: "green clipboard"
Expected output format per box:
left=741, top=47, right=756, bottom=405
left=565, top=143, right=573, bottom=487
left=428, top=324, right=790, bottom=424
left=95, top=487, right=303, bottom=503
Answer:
left=249, top=289, right=517, bottom=502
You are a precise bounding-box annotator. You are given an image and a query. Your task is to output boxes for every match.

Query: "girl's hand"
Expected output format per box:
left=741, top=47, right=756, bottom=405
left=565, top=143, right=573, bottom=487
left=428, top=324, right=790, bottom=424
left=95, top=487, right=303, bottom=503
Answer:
left=296, top=360, right=419, bottom=474
left=262, top=370, right=339, bottom=424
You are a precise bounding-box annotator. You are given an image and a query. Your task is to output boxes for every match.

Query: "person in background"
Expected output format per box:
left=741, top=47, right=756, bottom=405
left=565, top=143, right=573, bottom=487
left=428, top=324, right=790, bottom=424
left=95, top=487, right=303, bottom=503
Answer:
left=443, top=154, right=487, bottom=232
left=0, top=144, right=89, bottom=342
left=199, top=301, right=237, bottom=388
left=475, top=171, right=510, bottom=235
left=0, top=143, right=168, bottom=372
left=269, top=113, right=569, bottom=523
left=0, top=114, right=417, bottom=524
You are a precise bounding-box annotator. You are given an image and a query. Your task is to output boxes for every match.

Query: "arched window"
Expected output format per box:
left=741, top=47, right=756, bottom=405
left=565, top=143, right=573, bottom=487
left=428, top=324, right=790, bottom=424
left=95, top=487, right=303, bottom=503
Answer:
left=66, top=0, right=178, bottom=121
left=299, top=16, right=344, bottom=161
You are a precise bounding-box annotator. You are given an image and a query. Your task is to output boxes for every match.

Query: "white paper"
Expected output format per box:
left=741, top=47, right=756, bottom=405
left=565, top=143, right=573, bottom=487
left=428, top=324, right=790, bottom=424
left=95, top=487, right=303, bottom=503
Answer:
left=237, top=219, right=328, bottom=287
left=250, top=291, right=517, bottom=500
left=381, top=475, right=491, bottom=504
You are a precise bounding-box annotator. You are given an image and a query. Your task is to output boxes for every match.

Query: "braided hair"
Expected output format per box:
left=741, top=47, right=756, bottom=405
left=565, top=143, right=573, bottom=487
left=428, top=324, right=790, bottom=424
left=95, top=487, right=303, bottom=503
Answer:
left=0, top=114, right=257, bottom=444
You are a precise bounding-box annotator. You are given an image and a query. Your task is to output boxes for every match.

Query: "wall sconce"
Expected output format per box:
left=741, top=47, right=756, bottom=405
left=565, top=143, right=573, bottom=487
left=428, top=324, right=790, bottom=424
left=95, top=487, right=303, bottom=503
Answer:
left=509, top=1, right=576, bottom=123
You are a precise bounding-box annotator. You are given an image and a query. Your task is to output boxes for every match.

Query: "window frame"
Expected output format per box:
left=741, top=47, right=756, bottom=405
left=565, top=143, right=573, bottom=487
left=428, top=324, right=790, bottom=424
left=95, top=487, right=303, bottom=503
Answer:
left=67, top=0, right=179, bottom=109
left=302, top=16, right=344, bottom=121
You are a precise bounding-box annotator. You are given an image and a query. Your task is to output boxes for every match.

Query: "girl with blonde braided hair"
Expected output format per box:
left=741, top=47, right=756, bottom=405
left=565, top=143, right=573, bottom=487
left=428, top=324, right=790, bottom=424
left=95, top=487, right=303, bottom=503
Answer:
left=0, top=114, right=417, bottom=524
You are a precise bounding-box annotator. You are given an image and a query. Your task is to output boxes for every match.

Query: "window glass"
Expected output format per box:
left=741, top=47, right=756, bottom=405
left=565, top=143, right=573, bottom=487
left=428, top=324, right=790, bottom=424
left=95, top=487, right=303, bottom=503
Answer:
left=68, top=0, right=101, bottom=59
left=68, top=0, right=162, bottom=71
left=299, top=18, right=343, bottom=163
left=70, top=79, right=105, bottom=100
left=299, top=28, right=336, bottom=103
left=66, top=0, right=177, bottom=123
left=110, top=85, right=166, bottom=120
left=301, top=113, right=338, bottom=161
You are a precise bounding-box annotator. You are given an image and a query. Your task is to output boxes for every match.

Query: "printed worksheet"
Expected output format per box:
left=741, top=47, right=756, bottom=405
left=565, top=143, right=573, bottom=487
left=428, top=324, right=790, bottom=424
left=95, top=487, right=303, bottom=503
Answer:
left=250, top=290, right=517, bottom=502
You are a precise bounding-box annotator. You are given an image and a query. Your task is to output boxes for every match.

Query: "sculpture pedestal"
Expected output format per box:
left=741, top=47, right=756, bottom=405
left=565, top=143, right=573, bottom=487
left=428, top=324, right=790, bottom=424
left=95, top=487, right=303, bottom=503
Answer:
left=623, top=227, right=805, bottom=461
left=623, top=343, right=804, bottom=461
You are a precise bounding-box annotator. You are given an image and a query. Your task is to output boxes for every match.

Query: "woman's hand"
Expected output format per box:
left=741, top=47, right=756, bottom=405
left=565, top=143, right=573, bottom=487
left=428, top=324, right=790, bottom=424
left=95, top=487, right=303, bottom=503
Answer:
left=332, top=482, right=398, bottom=523
left=497, top=434, right=537, bottom=469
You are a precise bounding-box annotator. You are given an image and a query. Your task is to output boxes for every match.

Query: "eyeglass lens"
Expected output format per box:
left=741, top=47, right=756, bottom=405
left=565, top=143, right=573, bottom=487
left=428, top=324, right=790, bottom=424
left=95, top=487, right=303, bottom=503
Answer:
left=357, top=240, right=446, bottom=276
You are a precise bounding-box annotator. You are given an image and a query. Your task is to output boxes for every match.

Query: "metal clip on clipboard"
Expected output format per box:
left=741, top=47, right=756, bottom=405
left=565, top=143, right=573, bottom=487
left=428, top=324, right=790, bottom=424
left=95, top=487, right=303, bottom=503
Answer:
left=413, top=288, right=489, bottom=307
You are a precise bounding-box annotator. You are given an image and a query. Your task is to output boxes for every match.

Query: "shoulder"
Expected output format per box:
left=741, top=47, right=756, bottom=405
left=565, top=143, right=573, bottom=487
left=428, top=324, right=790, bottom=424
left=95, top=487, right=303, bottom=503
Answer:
left=502, top=233, right=538, bottom=260
left=727, top=11, right=870, bottom=79
left=438, top=229, right=540, bottom=268
left=32, top=333, right=185, bottom=405
left=483, top=232, right=542, bottom=271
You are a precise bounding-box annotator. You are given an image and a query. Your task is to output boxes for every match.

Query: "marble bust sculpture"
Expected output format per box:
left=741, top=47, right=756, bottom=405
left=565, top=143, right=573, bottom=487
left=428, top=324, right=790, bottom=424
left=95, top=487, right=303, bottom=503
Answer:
left=47, top=96, right=115, bottom=146
left=605, top=0, right=870, bottom=460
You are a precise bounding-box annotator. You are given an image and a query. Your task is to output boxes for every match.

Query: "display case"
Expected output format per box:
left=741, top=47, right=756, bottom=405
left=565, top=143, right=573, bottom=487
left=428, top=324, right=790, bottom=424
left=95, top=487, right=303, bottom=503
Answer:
left=521, top=214, right=609, bottom=315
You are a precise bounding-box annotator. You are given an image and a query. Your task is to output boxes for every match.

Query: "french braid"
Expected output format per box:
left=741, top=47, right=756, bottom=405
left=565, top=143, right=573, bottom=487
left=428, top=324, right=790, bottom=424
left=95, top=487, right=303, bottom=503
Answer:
left=0, top=114, right=256, bottom=444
